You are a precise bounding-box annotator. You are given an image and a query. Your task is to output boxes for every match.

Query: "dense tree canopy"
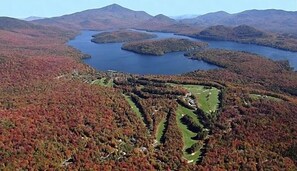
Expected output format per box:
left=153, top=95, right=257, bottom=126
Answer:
left=0, top=20, right=296, bottom=170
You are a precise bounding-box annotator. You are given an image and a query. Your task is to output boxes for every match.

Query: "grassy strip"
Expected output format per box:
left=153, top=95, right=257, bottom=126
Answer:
left=176, top=105, right=201, bottom=162
left=156, top=118, right=166, bottom=143
left=123, top=95, right=145, bottom=125
left=105, top=79, right=114, bottom=87
left=250, top=94, right=283, bottom=102
left=91, top=78, right=113, bottom=87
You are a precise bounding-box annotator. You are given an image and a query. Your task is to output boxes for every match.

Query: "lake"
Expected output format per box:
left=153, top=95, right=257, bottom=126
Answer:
left=68, top=30, right=297, bottom=75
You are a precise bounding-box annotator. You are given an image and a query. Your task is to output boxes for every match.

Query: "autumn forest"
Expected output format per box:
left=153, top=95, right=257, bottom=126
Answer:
left=1, top=3, right=297, bottom=171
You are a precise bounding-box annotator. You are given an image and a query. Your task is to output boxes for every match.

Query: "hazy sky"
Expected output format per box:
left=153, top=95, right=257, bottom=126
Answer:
left=1, top=0, right=296, bottom=18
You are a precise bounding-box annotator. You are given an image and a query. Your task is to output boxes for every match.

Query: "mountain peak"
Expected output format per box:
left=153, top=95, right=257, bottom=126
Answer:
left=35, top=4, right=153, bottom=30
left=214, top=11, right=230, bottom=15
left=101, top=3, right=128, bottom=12
left=152, top=14, right=176, bottom=23
left=154, top=14, right=170, bottom=20
left=155, top=14, right=168, bottom=18
left=107, top=3, right=122, bottom=8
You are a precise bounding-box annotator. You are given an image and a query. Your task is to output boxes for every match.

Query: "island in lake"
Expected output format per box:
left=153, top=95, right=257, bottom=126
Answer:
left=91, top=30, right=157, bottom=43
left=122, top=38, right=208, bottom=56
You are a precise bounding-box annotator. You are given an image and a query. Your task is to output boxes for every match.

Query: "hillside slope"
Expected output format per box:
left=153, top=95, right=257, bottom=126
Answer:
left=192, top=25, right=297, bottom=51
left=181, top=9, right=297, bottom=34
left=0, top=16, right=297, bottom=170
left=0, top=17, right=43, bottom=30
left=35, top=4, right=153, bottom=30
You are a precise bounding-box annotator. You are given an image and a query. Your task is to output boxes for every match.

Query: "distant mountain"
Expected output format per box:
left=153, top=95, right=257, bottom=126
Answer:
left=0, top=17, right=42, bottom=30
left=171, top=14, right=199, bottom=20
left=198, top=25, right=233, bottom=39
left=151, top=14, right=176, bottom=24
left=136, top=14, right=178, bottom=31
left=34, top=5, right=297, bottom=35
left=0, top=17, right=76, bottom=43
left=35, top=4, right=153, bottom=30
left=198, top=25, right=267, bottom=40
left=232, top=25, right=267, bottom=38
left=23, top=16, right=45, bottom=21
left=182, top=11, right=231, bottom=25
left=138, top=14, right=175, bottom=27
left=181, top=9, right=297, bottom=34
left=192, top=25, right=297, bottom=51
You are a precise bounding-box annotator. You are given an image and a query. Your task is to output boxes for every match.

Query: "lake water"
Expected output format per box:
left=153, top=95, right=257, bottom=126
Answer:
left=68, top=30, right=297, bottom=75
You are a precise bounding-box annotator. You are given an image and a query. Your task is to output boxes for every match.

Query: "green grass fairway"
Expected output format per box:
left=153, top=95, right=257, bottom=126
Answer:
left=91, top=78, right=113, bottom=87
left=250, top=94, right=283, bottom=102
left=182, top=85, right=220, bottom=114
left=123, top=95, right=145, bottom=125
left=176, top=105, right=202, bottom=162
left=156, top=118, right=166, bottom=143
left=177, top=105, right=201, bottom=126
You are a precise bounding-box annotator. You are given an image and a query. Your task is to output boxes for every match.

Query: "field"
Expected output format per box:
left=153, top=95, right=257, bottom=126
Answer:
left=182, top=85, right=220, bottom=114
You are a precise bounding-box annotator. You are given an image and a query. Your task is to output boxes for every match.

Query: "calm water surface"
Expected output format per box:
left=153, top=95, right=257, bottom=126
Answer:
left=68, top=30, right=297, bottom=75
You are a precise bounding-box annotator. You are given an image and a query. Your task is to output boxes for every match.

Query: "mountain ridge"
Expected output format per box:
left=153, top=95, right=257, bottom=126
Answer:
left=181, top=9, right=297, bottom=34
left=34, top=4, right=153, bottom=30
left=33, top=4, right=297, bottom=34
left=0, top=17, right=42, bottom=30
left=23, top=16, right=45, bottom=21
left=192, top=24, right=297, bottom=51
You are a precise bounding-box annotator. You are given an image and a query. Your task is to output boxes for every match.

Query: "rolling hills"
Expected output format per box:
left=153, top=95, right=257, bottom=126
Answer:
left=13, top=5, right=297, bottom=52
left=34, top=4, right=297, bottom=35
left=0, top=17, right=43, bottom=30
left=181, top=9, right=297, bottom=34
left=189, top=25, right=297, bottom=51
left=136, top=14, right=177, bottom=30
